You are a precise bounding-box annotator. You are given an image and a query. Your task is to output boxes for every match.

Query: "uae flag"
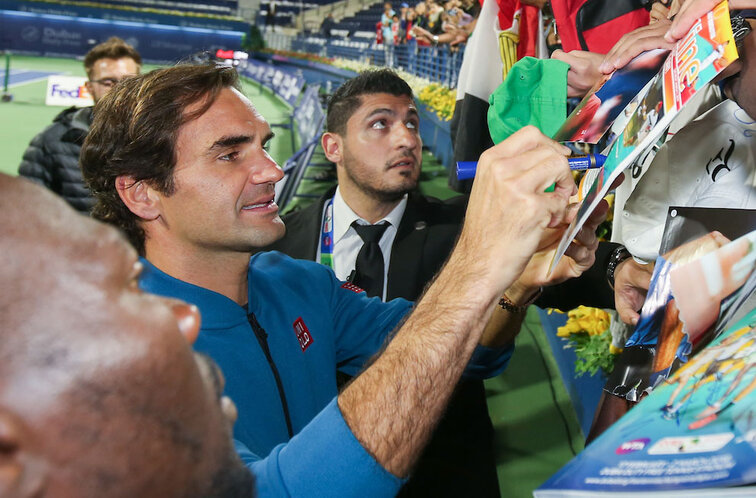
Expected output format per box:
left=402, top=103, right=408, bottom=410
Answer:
left=449, top=0, right=539, bottom=191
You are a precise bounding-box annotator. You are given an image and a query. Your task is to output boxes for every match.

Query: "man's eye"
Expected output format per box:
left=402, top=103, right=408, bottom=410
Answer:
left=371, top=119, right=387, bottom=130
left=406, top=121, right=418, bottom=130
left=219, top=152, right=239, bottom=161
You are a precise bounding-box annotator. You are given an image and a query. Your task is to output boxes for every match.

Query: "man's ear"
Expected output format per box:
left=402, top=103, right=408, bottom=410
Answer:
left=0, top=410, right=46, bottom=497
left=321, top=132, right=343, bottom=164
left=115, top=175, right=161, bottom=221
left=84, top=81, right=94, bottom=100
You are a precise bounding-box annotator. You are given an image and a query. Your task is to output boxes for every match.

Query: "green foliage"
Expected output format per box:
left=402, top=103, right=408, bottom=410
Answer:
left=564, top=328, right=618, bottom=377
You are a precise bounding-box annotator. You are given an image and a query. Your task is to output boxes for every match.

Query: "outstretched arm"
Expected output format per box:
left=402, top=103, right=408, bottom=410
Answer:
left=338, top=126, right=574, bottom=476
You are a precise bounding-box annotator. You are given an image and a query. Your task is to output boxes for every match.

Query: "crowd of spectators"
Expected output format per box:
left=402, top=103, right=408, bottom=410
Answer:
left=377, top=0, right=481, bottom=50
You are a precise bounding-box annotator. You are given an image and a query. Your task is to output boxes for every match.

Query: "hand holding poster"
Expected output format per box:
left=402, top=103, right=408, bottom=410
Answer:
left=548, top=1, right=739, bottom=275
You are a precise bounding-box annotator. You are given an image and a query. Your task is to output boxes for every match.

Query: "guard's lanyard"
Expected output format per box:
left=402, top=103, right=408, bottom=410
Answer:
left=319, top=196, right=335, bottom=269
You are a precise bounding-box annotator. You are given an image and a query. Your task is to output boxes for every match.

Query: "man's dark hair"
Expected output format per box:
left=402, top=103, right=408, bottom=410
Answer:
left=81, top=64, right=240, bottom=254
left=326, top=68, right=414, bottom=135
left=84, top=37, right=142, bottom=78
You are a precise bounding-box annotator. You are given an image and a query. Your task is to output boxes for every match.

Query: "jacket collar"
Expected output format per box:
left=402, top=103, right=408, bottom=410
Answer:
left=138, top=257, right=248, bottom=329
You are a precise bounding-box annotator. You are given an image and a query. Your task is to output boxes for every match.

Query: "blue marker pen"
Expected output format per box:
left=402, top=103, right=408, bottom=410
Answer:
left=456, top=153, right=607, bottom=181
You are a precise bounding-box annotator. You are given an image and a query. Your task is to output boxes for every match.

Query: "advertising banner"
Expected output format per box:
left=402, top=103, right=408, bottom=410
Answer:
left=45, top=75, right=93, bottom=107
left=240, top=60, right=306, bottom=107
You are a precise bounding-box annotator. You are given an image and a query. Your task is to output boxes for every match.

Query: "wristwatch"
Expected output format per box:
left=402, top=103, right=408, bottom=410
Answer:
left=606, top=245, right=631, bottom=290
left=732, top=15, right=753, bottom=51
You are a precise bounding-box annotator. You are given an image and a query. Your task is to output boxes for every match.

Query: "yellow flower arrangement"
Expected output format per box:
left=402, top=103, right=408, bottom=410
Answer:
left=418, top=84, right=456, bottom=121
left=330, top=58, right=457, bottom=121
left=555, top=306, right=619, bottom=377
left=557, top=306, right=611, bottom=338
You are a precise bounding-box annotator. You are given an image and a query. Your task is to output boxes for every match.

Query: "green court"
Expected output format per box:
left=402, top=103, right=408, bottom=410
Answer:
left=1, top=54, right=585, bottom=498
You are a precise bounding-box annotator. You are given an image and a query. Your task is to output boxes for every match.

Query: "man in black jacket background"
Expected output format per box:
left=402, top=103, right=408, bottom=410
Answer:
left=18, top=37, right=141, bottom=213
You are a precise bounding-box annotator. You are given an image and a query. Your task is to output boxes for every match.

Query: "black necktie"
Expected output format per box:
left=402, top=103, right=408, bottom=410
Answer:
left=351, top=221, right=390, bottom=298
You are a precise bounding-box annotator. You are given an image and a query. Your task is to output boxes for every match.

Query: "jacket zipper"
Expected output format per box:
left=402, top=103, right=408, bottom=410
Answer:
left=247, top=312, right=294, bottom=439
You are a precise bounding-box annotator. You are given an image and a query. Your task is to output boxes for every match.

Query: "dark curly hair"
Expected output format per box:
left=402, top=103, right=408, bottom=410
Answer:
left=326, top=68, right=414, bottom=135
left=81, top=64, right=240, bottom=254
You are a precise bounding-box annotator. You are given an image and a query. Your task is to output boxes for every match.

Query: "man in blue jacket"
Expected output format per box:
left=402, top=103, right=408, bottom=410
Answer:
left=81, top=63, right=590, bottom=496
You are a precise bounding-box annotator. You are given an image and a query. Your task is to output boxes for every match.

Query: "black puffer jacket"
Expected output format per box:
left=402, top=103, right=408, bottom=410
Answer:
left=18, top=106, right=94, bottom=213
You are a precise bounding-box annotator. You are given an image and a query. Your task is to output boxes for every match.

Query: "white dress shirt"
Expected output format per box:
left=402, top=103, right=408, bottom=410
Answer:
left=622, top=100, right=756, bottom=261
left=316, top=187, right=407, bottom=301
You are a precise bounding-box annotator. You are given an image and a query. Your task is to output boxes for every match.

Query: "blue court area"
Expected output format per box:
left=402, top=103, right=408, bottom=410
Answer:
left=0, top=69, right=59, bottom=87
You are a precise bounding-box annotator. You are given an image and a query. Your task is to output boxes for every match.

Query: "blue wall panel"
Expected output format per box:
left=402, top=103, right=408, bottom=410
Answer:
left=0, top=9, right=243, bottom=63
left=1, top=0, right=248, bottom=31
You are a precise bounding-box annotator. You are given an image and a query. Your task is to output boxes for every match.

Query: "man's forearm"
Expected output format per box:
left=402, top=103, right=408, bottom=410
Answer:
left=337, top=250, right=501, bottom=477
left=337, top=126, right=575, bottom=479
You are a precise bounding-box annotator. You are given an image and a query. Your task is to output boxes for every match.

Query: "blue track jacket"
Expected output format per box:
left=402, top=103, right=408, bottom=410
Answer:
left=140, top=251, right=512, bottom=496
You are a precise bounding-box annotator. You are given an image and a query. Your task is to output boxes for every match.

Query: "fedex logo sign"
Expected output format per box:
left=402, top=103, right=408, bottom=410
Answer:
left=45, top=76, right=93, bottom=107
left=50, top=83, right=90, bottom=99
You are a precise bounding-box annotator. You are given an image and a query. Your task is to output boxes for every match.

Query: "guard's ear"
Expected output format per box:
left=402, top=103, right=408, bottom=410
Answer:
left=0, top=410, right=46, bottom=497
left=115, top=175, right=162, bottom=221
left=321, top=132, right=343, bottom=164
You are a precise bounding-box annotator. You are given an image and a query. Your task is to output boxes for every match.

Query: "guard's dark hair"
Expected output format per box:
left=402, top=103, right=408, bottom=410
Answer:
left=326, top=68, right=414, bottom=135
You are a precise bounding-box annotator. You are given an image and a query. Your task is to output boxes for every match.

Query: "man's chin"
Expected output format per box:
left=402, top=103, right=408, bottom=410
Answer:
left=254, top=221, right=286, bottom=248
left=375, top=185, right=416, bottom=203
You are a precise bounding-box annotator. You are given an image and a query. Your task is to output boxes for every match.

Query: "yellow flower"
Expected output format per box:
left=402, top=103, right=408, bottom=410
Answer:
left=557, top=306, right=610, bottom=337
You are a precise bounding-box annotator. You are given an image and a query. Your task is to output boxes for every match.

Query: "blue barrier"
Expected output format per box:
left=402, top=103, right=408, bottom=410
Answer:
left=292, top=84, right=324, bottom=145
left=417, top=101, right=453, bottom=169
left=248, top=49, right=455, bottom=170
left=243, top=52, right=459, bottom=193
left=537, top=308, right=607, bottom=437
left=0, top=0, right=248, bottom=31
left=254, top=52, right=356, bottom=90
left=240, top=59, right=305, bottom=107
left=0, top=9, right=243, bottom=63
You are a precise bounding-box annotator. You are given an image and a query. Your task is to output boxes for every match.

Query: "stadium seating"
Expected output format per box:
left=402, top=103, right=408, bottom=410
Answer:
left=90, top=0, right=239, bottom=17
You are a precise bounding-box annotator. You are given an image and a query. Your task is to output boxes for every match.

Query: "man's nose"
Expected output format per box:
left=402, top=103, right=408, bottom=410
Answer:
left=249, top=155, right=285, bottom=185
left=393, top=123, right=419, bottom=150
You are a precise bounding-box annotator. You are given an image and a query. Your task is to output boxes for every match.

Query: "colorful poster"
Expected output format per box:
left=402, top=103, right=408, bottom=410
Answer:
left=553, top=49, right=668, bottom=144
left=548, top=1, right=738, bottom=275
left=534, top=308, right=756, bottom=496
left=607, top=230, right=756, bottom=402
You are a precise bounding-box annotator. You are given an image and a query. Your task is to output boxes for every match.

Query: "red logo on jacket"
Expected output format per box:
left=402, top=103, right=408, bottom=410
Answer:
left=293, top=317, right=313, bottom=352
left=341, top=282, right=364, bottom=293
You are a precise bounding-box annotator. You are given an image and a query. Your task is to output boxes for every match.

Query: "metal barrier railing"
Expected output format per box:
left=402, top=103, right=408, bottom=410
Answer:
left=288, top=35, right=465, bottom=88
